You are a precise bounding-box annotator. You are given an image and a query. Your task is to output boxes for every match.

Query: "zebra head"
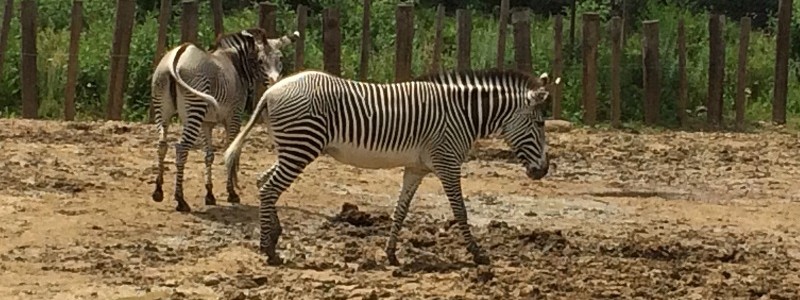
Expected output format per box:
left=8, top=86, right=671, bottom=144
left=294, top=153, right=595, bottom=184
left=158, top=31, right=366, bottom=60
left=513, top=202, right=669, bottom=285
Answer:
left=262, top=31, right=301, bottom=85
left=503, top=72, right=556, bottom=180
left=225, top=28, right=299, bottom=87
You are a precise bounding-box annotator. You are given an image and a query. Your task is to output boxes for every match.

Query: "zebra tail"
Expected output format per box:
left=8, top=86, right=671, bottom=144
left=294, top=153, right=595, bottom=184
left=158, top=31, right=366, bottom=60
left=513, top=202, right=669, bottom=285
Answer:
left=168, top=43, right=220, bottom=112
left=223, top=88, right=271, bottom=190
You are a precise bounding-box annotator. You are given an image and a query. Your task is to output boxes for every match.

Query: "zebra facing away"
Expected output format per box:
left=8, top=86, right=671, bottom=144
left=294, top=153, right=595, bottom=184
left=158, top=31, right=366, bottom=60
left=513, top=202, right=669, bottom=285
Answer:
left=223, top=68, right=558, bottom=266
left=150, top=27, right=299, bottom=212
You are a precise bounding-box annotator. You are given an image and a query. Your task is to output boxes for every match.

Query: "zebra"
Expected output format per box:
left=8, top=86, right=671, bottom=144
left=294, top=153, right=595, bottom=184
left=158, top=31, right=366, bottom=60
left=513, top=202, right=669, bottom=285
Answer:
left=150, top=27, right=299, bottom=212
left=222, top=68, right=558, bottom=266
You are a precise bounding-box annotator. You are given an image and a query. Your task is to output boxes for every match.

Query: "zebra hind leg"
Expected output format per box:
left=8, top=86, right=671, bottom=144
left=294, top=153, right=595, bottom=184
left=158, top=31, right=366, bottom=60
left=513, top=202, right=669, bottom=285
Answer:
left=435, top=164, right=491, bottom=265
left=385, top=167, right=426, bottom=266
left=258, top=155, right=317, bottom=266
left=202, top=123, right=216, bottom=206
left=152, top=122, right=169, bottom=202
left=173, top=112, right=204, bottom=212
left=224, top=118, right=242, bottom=204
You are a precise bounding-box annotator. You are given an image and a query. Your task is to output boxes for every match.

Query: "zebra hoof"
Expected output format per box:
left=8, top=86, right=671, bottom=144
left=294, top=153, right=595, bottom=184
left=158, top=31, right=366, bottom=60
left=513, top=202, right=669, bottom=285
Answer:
left=227, top=193, right=241, bottom=204
left=266, top=255, right=284, bottom=266
left=205, top=193, right=217, bottom=206
left=151, top=187, right=164, bottom=202
left=472, top=253, right=491, bottom=265
left=386, top=253, right=401, bottom=266
left=175, top=200, right=191, bottom=213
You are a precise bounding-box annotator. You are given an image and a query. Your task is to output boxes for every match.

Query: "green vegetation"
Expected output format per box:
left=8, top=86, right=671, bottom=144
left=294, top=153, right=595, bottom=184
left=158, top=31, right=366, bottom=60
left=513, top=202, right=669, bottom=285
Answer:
left=0, top=0, right=797, bottom=128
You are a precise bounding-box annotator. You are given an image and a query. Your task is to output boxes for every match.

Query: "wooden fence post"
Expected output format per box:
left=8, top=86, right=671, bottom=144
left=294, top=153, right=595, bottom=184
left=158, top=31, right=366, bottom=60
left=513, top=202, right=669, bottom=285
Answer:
left=581, top=12, right=599, bottom=126
left=773, top=0, right=792, bottom=125
left=211, top=0, right=224, bottom=39
left=642, top=20, right=660, bottom=126
left=677, top=19, right=687, bottom=128
left=106, top=0, right=136, bottom=121
left=258, top=2, right=277, bottom=37
left=180, top=0, right=198, bottom=44
left=569, top=0, right=576, bottom=57
left=0, top=0, right=14, bottom=76
left=429, top=4, right=444, bottom=73
left=294, top=4, right=307, bottom=71
left=707, top=13, right=725, bottom=128
left=496, top=0, right=509, bottom=69
left=20, top=0, right=37, bottom=119
left=735, top=17, right=751, bottom=131
left=512, top=8, right=531, bottom=73
left=64, top=0, right=83, bottom=121
left=552, top=14, right=564, bottom=120
left=149, top=0, right=172, bottom=123
left=610, top=16, right=622, bottom=128
left=395, top=2, right=414, bottom=82
left=322, top=8, right=341, bottom=76
left=358, top=0, right=371, bottom=81
left=456, top=9, right=471, bottom=71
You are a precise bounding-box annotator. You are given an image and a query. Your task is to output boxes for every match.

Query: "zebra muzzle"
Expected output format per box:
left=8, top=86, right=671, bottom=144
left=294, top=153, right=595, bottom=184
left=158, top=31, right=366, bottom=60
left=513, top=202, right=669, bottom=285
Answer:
left=526, top=158, right=549, bottom=180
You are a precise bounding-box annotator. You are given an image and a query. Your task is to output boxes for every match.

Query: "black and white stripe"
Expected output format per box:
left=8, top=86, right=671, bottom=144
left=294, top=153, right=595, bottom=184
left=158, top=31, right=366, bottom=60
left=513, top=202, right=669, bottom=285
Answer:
left=150, top=28, right=298, bottom=213
left=224, top=68, right=556, bottom=266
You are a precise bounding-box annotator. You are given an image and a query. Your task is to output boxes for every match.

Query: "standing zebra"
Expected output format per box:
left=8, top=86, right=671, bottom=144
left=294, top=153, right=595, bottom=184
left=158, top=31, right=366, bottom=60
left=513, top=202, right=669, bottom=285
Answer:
left=150, top=28, right=299, bottom=212
left=223, top=68, right=557, bottom=266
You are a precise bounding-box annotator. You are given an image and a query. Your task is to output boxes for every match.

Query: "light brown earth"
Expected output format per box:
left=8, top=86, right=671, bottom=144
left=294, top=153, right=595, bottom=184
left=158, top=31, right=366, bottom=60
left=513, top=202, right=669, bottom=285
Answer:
left=0, top=118, right=799, bottom=300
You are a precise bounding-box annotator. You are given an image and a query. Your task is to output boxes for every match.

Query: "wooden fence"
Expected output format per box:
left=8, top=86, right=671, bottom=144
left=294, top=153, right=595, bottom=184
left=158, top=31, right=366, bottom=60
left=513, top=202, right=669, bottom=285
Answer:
left=3, top=0, right=795, bottom=130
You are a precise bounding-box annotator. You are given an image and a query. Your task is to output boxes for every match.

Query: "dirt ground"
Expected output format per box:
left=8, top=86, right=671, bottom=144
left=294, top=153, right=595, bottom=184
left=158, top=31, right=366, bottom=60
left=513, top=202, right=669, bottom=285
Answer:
left=1, top=118, right=799, bottom=300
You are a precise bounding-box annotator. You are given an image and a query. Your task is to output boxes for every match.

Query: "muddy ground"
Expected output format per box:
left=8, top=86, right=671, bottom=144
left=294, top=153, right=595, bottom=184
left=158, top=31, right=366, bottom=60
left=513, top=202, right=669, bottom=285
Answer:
left=0, top=118, right=799, bottom=300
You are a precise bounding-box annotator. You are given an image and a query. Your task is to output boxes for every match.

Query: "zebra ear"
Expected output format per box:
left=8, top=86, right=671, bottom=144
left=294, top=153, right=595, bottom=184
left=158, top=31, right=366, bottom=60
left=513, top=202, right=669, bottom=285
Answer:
left=271, top=31, right=300, bottom=49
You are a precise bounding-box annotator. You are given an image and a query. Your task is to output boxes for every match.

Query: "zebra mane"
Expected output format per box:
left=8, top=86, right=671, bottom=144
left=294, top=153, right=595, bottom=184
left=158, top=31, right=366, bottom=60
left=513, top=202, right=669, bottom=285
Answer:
left=208, top=28, right=266, bottom=52
left=412, top=68, right=540, bottom=89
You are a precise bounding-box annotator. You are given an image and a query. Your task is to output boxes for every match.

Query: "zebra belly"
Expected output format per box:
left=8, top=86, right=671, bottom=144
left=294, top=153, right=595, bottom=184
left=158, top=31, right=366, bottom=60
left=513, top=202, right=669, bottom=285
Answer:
left=323, top=142, right=424, bottom=169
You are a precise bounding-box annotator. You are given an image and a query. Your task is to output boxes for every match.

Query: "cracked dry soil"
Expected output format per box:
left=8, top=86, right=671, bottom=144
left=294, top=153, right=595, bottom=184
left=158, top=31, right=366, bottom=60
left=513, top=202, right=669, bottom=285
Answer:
left=1, top=119, right=799, bottom=299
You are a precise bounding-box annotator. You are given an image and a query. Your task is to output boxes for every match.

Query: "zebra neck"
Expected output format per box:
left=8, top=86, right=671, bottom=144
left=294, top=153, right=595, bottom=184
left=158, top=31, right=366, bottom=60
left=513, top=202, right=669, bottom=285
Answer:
left=214, top=48, right=256, bottom=87
left=453, top=87, right=519, bottom=140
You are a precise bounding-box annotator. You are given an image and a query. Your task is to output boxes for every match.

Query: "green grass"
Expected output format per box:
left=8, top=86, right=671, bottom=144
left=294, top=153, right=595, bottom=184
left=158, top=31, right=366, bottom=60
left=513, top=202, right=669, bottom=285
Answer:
left=0, top=0, right=797, bottom=129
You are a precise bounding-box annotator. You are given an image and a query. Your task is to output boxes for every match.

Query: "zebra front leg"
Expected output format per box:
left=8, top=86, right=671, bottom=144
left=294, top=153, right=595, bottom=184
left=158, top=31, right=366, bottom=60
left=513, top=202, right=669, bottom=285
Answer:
left=202, top=123, right=217, bottom=206
left=435, top=166, right=490, bottom=265
left=385, top=167, right=426, bottom=266
left=152, top=122, right=169, bottom=202
left=255, top=164, right=276, bottom=191
left=258, top=156, right=316, bottom=265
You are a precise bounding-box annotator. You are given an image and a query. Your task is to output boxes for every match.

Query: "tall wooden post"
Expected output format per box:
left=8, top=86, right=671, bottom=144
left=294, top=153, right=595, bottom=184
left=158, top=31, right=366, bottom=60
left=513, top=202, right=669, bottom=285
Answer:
left=707, top=14, right=725, bottom=128
left=735, top=17, right=751, bottom=131
left=64, top=0, right=83, bottom=121
left=394, top=2, right=414, bottom=82
left=610, top=16, right=622, bottom=128
left=20, top=0, right=37, bottom=119
left=106, top=0, right=136, bottom=120
left=429, top=4, right=445, bottom=73
left=358, top=0, right=371, bottom=81
left=456, top=9, right=471, bottom=71
left=294, top=4, right=307, bottom=70
left=772, top=0, right=792, bottom=124
left=642, top=20, right=660, bottom=126
left=512, top=8, right=531, bottom=73
left=180, top=0, right=198, bottom=44
left=581, top=12, right=599, bottom=126
left=552, top=14, right=564, bottom=120
left=149, top=0, right=172, bottom=123
left=0, top=0, right=14, bottom=77
left=211, top=0, right=224, bottom=38
left=677, top=19, right=688, bottom=128
left=322, top=8, right=341, bottom=76
left=496, top=0, right=510, bottom=69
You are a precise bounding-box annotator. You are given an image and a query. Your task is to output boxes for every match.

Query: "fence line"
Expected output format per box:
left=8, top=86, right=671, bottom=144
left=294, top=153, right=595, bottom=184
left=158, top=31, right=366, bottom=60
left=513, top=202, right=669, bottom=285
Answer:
left=5, top=1, right=793, bottom=131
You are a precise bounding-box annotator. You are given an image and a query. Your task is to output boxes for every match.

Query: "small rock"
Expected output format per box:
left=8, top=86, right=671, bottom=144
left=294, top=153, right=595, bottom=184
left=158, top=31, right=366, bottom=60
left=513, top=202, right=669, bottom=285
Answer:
left=545, top=120, right=573, bottom=132
left=203, top=274, right=223, bottom=286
